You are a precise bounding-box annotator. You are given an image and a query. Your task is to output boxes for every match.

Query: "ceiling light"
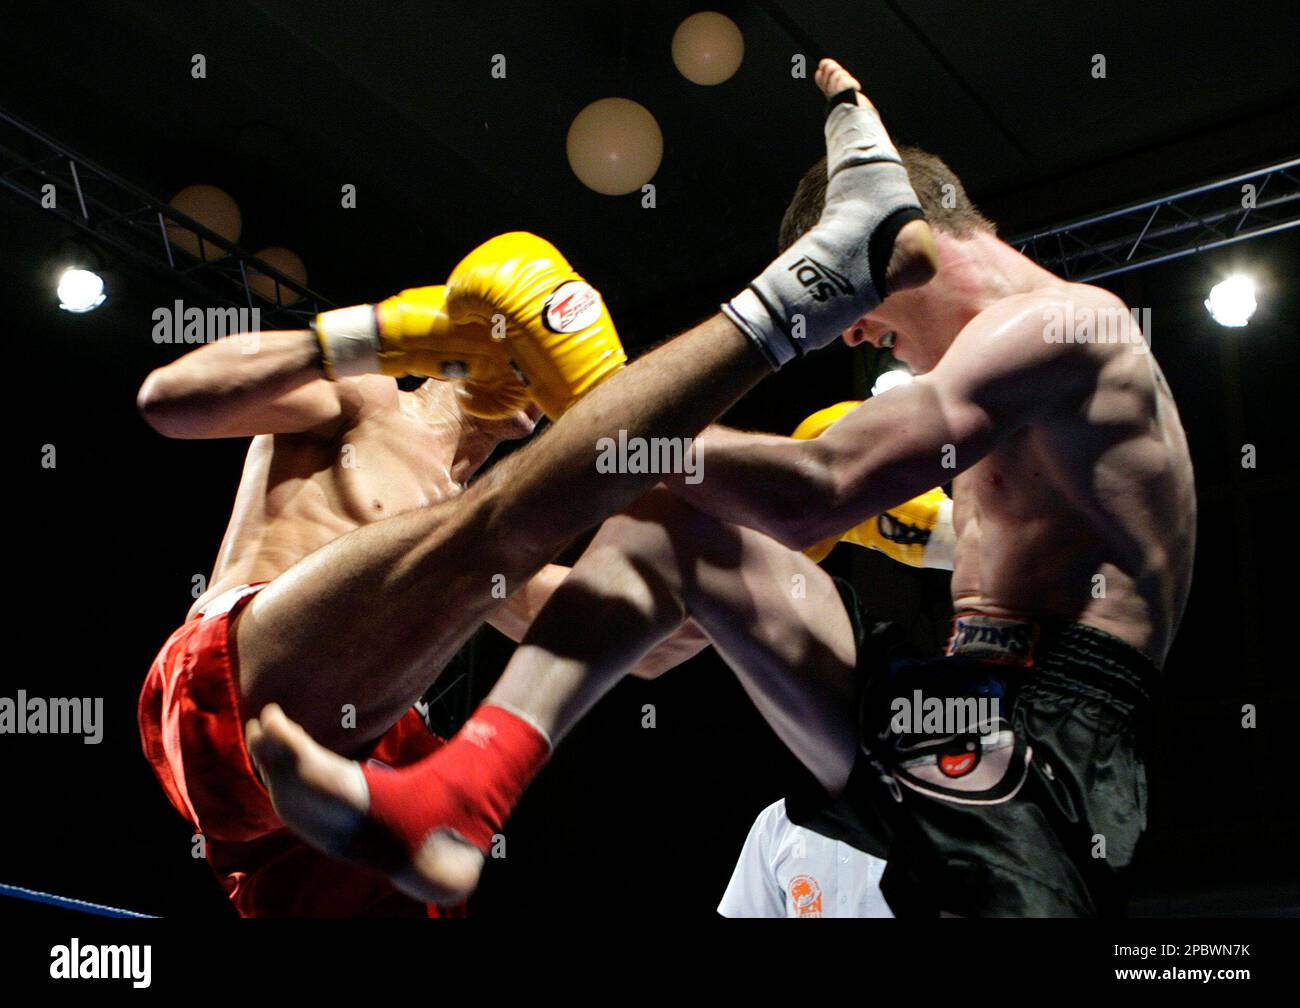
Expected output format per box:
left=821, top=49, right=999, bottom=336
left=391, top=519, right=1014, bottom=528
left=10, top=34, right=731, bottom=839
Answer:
left=57, top=268, right=106, bottom=313
left=1204, top=274, right=1257, bottom=328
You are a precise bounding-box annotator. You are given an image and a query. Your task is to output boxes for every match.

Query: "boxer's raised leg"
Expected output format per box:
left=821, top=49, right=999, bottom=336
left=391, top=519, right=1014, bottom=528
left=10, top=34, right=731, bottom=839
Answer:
left=247, top=487, right=858, bottom=904
left=237, top=314, right=766, bottom=755
left=240, top=54, right=939, bottom=758
left=489, top=487, right=859, bottom=791
left=236, top=497, right=535, bottom=756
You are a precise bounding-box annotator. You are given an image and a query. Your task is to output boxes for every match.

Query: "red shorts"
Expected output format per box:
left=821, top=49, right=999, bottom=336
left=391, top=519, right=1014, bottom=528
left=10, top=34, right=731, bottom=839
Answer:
left=138, top=582, right=455, bottom=917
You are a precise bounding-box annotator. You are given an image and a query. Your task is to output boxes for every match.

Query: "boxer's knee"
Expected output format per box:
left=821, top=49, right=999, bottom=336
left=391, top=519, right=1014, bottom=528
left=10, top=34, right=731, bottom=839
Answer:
left=597, top=486, right=742, bottom=570
left=565, top=538, right=687, bottom=641
left=585, top=488, right=751, bottom=634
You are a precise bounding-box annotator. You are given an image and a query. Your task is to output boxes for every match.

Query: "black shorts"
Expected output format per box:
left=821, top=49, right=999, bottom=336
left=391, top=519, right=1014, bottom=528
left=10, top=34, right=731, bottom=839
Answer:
left=789, top=584, right=1159, bottom=917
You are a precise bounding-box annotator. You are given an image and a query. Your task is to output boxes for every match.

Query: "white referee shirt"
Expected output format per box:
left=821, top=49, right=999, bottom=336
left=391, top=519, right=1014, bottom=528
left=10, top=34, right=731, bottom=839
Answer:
left=717, top=799, right=894, bottom=918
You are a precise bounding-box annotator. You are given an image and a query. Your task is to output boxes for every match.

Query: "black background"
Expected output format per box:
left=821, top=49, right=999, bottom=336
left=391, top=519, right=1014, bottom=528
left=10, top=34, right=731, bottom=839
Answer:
left=1, top=1, right=1297, bottom=920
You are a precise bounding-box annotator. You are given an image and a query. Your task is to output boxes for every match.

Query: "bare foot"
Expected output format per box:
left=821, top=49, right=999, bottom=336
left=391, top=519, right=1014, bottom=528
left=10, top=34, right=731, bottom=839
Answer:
left=816, top=58, right=875, bottom=111
left=245, top=704, right=485, bottom=906
left=815, top=57, right=939, bottom=293
left=888, top=219, right=940, bottom=293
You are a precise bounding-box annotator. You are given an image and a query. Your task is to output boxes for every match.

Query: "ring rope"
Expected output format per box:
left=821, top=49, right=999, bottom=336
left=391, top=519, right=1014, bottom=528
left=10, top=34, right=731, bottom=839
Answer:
left=0, top=881, right=156, bottom=918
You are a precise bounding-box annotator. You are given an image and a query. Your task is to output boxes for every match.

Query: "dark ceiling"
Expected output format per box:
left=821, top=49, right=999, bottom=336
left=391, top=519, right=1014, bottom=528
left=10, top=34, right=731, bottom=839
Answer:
left=2, top=2, right=1298, bottom=919
left=3, top=0, right=1297, bottom=335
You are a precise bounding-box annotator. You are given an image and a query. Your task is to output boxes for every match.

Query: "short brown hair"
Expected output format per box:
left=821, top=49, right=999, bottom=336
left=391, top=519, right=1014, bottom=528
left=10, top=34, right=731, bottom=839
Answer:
left=777, top=146, right=995, bottom=252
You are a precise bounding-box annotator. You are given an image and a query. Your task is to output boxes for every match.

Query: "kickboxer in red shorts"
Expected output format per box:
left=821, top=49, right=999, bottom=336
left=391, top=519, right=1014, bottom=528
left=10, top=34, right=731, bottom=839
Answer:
left=141, top=581, right=452, bottom=915
left=135, top=239, right=725, bottom=915
left=136, top=60, right=941, bottom=914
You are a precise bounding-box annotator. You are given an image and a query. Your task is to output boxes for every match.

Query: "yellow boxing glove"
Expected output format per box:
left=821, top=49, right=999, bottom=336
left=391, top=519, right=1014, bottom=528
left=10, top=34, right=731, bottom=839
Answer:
left=444, top=232, right=626, bottom=420
left=792, top=402, right=955, bottom=569
left=312, top=284, right=531, bottom=420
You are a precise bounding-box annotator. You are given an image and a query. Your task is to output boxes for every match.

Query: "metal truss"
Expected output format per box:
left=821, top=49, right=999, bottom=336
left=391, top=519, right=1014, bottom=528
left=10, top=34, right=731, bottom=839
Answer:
left=1011, top=157, right=1300, bottom=282
left=0, top=108, right=332, bottom=326
left=3, top=102, right=1296, bottom=312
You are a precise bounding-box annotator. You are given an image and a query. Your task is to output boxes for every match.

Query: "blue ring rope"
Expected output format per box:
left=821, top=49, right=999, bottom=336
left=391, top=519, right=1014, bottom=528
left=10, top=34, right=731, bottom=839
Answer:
left=0, top=882, right=156, bottom=918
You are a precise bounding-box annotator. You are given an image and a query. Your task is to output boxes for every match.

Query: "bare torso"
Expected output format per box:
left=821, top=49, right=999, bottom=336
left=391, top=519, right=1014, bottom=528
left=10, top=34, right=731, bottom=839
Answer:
left=948, top=284, right=1196, bottom=665
left=190, top=377, right=467, bottom=620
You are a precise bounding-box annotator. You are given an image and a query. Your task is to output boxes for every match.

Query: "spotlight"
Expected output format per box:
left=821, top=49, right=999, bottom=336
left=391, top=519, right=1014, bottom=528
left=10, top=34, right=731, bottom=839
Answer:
left=1204, top=274, right=1256, bottom=328
left=57, top=268, right=106, bottom=313
left=871, top=367, right=913, bottom=397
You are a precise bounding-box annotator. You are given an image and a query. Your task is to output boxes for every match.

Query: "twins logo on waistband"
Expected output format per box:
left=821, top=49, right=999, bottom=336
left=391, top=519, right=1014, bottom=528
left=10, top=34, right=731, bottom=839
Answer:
left=946, top=612, right=1039, bottom=666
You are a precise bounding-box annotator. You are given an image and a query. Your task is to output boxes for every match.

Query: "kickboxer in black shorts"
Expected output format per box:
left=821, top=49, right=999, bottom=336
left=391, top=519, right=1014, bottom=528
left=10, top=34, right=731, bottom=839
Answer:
left=789, top=589, right=1159, bottom=916
left=245, top=60, right=1193, bottom=916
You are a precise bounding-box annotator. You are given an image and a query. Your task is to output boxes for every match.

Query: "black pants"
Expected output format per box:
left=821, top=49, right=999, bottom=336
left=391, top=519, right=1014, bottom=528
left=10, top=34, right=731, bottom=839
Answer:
left=790, top=583, right=1158, bottom=917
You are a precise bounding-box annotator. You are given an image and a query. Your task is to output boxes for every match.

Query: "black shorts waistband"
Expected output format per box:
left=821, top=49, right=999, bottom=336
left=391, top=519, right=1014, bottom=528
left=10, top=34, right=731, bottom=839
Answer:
left=1023, top=618, right=1158, bottom=712
left=830, top=579, right=1160, bottom=716
left=945, top=609, right=1159, bottom=713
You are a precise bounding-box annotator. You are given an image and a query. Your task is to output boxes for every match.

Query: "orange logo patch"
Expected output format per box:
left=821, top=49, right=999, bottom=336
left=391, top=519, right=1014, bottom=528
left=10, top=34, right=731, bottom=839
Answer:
left=789, top=874, right=823, bottom=917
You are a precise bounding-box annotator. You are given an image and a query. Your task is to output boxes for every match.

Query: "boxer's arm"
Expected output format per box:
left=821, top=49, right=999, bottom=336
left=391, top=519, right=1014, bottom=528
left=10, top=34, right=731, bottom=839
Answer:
left=675, top=294, right=1090, bottom=549
left=470, top=313, right=771, bottom=557
left=486, top=564, right=708, bottom=679
left=137, top=329, right=346, bottom=438
left=664, top=424, right=796, bottom=531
